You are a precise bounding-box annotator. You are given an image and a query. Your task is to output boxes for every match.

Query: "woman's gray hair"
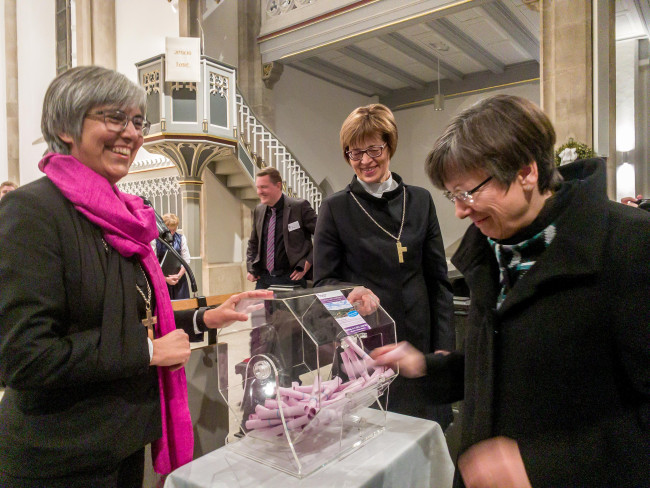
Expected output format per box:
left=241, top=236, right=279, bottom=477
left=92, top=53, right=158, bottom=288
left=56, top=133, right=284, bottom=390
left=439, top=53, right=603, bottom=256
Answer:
left=41, top=66, right=147, bottom=155
left=425, top=95, right=562, bottom=193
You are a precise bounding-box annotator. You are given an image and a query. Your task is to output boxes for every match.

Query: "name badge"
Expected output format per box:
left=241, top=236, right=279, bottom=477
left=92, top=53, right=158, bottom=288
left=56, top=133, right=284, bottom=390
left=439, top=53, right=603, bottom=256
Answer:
left=288, top=221, right=300, bottom=232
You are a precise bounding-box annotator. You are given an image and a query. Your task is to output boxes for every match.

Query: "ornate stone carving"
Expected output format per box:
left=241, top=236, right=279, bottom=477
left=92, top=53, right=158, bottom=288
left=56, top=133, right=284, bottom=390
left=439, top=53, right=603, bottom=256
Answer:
left=262, top=61, right=284, bottom=89
left=209, top=72, right=229, bottom=97
left=266, top=0, right=316, bottom=17
left=171, top=82, right=197, bottom=92
left=143, top=70, right=161, bottom=94
left=117, top=175, right=180, bottom=199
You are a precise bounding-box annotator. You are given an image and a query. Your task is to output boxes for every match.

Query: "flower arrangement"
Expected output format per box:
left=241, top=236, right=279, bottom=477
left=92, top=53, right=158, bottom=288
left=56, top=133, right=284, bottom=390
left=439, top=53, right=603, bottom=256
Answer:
left=555, top=138, right=595, bottom=166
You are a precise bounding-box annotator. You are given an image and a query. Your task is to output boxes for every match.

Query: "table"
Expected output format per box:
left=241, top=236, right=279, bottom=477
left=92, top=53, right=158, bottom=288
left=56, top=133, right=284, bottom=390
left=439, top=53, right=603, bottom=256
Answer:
left=164, top=411, right=455, bottom=488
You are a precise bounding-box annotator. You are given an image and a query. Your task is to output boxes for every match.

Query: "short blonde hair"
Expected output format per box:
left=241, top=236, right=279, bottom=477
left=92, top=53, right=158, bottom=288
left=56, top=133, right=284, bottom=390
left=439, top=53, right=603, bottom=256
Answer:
left=162, top=213, right=180, bottom=229
left=340, top=104, right=398, bottom=164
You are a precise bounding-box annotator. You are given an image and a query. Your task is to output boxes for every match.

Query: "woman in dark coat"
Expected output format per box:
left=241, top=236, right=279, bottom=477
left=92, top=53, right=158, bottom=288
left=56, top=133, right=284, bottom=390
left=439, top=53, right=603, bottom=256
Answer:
left=0, top=66, right=270, bottom=488
left=313, top=103, right=455, bottom=427
left=373, top=95, right=650, bottom=487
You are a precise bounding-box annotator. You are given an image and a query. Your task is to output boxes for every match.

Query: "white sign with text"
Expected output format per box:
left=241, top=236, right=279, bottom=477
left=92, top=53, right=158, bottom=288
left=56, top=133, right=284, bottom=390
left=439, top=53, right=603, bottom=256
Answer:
left=165, top=37, right=201, bottom=82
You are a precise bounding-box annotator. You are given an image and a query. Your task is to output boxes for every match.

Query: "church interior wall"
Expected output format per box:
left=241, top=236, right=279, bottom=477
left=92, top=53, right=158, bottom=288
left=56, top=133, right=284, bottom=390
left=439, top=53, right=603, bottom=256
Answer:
left=201, top=0, right=238, bottom=67
left=202, top=167, right=249, bottom=294
left=115, top=0, right=179, bottom=82
left=0, top=1, right=7, bottom=181
left=16, top=0, right=55, bottom=185
left=392, top=82, right=541, bottom=251
left=273, top=64, right=376, bottom=193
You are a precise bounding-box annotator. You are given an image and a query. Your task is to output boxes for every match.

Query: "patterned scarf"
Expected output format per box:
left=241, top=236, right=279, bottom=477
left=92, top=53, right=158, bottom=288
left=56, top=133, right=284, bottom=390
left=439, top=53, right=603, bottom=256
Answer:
left=488, top=223, right=557, bottom=308
left=39, top=153, right=193, bottom=474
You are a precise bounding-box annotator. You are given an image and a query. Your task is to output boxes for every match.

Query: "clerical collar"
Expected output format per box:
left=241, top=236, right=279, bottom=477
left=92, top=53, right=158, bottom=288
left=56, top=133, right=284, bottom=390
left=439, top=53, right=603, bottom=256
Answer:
left=356, top=174, right=398, bottom=198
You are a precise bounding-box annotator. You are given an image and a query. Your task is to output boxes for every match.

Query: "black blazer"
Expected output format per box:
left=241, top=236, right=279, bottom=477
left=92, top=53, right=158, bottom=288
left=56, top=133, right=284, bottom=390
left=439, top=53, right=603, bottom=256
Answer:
left=0, top=178, right=192, bottom=478
left=246, top=195, right=317, bottom=276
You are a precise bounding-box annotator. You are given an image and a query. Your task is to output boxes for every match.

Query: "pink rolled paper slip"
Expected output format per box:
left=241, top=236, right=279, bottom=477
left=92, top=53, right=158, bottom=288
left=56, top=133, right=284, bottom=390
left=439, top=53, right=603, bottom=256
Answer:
left=255, top=404, right=305, bottom=419
left=277, top=387, right=310, bottom=401
left=343, top=348, right=370, bottom=380
left=245, top=418, right=283, bottom=430
left=255, top=414, right=310, bottom=437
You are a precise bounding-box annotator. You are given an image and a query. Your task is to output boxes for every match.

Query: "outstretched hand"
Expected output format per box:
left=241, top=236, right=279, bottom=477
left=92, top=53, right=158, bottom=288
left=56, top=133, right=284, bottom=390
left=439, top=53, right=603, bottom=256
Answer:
left=370, top=341, right=426, bottom=378
left=621, top=194, right=643, bottom=207
left=203, top=289, right=273, bottom=329
left=347, top=286, right=380, bottom=315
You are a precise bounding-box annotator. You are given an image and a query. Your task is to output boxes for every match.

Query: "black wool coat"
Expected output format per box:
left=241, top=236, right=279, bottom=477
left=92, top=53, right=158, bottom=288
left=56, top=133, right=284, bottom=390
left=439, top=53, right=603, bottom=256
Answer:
left=425, top=159, right=650, bottom=487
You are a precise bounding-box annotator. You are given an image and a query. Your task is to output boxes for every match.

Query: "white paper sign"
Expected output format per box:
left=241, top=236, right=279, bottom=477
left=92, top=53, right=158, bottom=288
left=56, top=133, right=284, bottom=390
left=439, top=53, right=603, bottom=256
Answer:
left=165, top=37, right=201, bottom=82
left=316, top=290, right=370, bottom=336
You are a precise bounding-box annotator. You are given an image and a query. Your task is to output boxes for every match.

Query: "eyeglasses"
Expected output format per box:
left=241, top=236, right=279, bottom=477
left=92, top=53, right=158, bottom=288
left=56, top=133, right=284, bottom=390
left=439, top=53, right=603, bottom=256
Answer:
left=85, top=109, right=151, bottom=136
left=443, top=176, right=493, bottom=204
left=346, top=143, right=386, bottom=161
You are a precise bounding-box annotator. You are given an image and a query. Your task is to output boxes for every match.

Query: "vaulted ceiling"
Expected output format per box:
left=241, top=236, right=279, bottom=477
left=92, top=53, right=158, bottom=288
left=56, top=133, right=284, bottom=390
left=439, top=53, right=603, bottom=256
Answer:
left=259, top=0, right=650, bottom=110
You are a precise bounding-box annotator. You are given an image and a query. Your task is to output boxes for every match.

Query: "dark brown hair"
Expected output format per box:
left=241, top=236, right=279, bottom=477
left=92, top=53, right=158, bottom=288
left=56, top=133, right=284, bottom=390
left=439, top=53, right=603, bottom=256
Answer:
left=256, top=166, right=282, bottom=185
left=425, top=95, right=562, bottom=192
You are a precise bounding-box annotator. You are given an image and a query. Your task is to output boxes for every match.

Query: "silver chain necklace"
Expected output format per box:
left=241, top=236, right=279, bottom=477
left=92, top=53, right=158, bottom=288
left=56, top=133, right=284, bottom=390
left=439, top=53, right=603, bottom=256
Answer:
left=349, top=187, right=408, bottom=263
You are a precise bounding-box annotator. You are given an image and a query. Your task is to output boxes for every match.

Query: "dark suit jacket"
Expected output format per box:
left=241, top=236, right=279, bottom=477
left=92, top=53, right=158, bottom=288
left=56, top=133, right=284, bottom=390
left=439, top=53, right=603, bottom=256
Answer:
left=246, top=195, right=317, bottom=276
left=425, top=159, right=650, bottom=487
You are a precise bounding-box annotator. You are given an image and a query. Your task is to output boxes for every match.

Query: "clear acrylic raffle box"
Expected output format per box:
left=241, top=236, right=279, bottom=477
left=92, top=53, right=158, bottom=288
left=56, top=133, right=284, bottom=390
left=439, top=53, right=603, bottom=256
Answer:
left=216, top=286, right=398, bottom=478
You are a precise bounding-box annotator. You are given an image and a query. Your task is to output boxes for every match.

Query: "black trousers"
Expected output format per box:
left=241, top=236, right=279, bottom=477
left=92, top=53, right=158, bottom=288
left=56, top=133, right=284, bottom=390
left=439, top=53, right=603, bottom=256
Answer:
left=0, top=448, right=145, bottom=488
left=254, top=272, right=307, bottom=290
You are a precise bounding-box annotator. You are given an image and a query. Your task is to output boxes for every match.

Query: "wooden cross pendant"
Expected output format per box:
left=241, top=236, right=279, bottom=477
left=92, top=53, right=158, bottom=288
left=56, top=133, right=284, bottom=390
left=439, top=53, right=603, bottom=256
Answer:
left=396, top=241, right=407, bottom=263
left=142, top=307, right=157, bottom=340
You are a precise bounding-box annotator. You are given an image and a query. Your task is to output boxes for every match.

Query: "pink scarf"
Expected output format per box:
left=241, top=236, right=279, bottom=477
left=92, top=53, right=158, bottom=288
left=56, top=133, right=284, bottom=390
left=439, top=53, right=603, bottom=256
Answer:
left=39, top=153, right=193, bottom=474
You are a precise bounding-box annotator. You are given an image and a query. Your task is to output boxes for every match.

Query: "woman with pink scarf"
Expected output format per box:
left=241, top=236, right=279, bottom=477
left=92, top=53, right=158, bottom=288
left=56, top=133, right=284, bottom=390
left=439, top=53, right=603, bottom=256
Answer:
left=0, top=66, right=270, bottom=487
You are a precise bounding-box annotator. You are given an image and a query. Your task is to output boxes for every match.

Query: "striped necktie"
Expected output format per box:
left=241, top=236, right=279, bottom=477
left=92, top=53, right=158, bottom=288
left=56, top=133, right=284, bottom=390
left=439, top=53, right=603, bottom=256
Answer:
left=266, top=207, right=276, bottom=273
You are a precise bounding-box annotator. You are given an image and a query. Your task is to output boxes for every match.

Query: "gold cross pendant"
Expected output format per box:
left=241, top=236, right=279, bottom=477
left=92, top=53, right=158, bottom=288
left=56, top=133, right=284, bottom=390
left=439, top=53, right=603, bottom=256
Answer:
left=396, top=241, right=407, bottom=263
left=142, top=306, right=157, bottom=340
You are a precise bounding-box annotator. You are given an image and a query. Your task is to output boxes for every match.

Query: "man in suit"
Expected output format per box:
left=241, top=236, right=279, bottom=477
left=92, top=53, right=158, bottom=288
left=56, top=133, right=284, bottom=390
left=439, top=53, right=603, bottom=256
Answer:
left=246, top=167, right=317, bottom=289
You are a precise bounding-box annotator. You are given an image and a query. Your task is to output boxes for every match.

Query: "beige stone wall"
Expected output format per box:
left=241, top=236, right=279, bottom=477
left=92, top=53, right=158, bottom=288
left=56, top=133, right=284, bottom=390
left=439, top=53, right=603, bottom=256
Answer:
left=541, top=0, right=593, bottom=148
left=4, top=0, right=19, bottom=183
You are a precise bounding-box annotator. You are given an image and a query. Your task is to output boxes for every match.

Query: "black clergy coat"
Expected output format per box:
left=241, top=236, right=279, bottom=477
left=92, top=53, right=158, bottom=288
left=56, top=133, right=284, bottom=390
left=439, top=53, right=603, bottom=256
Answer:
left=423, top=159, right=650, bottom=487
left=314, top=173, right=454, bottom=419
left=0, top=177, right=198, bottom=479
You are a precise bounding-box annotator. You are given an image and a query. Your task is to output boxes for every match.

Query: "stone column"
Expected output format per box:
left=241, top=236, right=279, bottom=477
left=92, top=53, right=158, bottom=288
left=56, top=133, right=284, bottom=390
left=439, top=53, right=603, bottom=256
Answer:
left=541, top=0, right=616, bottom=198
left=238, top=0, right=276, bottom=129
left=180, top=178, right=204, bottom=295
left=75, top=0, right=116, bottom=69
left=4, top=0, right=19, bottom=184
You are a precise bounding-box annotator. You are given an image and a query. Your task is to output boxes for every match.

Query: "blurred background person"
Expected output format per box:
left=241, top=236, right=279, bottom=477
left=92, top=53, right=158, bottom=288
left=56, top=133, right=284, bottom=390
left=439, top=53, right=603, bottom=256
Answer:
left=0, top=181, right=17, bottom=199
left=0, top=66, right=270, bottom=488
left=373, top=94, right=649, bottom=488
left=313, top=103, right=455, bottom=428
left=156, top=213, right=191, bottom=299
left=246, top=166, right=317, bottom=290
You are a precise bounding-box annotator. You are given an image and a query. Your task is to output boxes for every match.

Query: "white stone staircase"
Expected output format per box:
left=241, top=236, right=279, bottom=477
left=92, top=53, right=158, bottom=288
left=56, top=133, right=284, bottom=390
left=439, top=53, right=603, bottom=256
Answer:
left=207, top=91, right=323, bottom=211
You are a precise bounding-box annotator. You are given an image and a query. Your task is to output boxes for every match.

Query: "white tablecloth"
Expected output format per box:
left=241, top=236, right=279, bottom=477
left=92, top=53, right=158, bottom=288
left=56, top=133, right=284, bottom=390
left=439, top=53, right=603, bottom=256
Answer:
left=164, top=411, right=454, bottom=488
